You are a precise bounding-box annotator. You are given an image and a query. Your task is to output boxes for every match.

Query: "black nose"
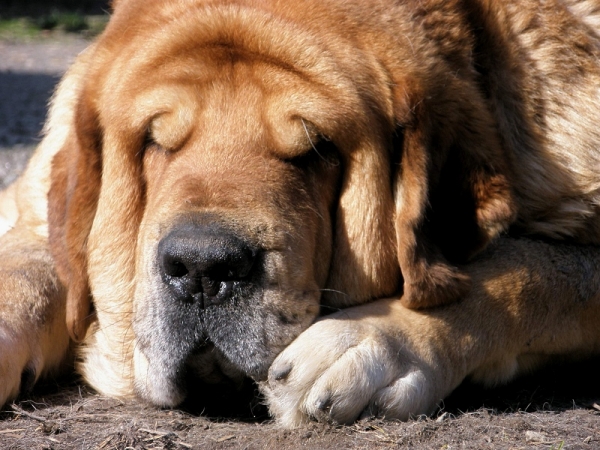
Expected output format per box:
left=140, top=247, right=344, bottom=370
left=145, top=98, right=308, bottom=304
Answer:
left=158, top=224, right=256, bottom=308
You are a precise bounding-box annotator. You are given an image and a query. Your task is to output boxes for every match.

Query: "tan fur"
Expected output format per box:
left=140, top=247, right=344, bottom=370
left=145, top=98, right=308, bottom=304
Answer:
left=264, top=238, right=600, bottom=425
left=1, top=0, right=600, bottom=426
left=0, top=50, right=91, bottom=401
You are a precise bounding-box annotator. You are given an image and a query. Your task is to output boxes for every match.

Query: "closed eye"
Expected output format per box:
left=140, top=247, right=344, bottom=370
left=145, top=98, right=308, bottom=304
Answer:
left=282, top=119, right=340, bottom=169
left=141, top=129, right=166, bottom=156
left=301, top=119, right=339, bottom=166
left=285, top=135, right=340, bottom=169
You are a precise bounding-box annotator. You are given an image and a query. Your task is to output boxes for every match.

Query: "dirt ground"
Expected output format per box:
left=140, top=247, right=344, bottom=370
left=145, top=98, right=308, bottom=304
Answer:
left=0, top=35, right=599, bottom=450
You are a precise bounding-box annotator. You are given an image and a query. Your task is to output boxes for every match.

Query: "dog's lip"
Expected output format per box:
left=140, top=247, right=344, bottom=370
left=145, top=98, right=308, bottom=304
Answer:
left=138, top=239, right=321, bottom=391
left=187, top=338, right=272, bottom=383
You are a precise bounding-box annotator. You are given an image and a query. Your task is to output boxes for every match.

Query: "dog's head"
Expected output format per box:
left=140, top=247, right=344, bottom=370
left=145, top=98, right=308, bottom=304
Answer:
left=48, top=0, right=514, bottom=405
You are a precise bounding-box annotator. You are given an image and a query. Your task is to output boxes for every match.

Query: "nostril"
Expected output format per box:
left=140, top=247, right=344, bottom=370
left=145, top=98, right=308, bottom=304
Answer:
left=163, top=256, right=190, bottom=278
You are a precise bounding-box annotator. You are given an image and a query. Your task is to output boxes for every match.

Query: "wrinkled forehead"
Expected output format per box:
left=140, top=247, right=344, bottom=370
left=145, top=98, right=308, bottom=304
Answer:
left=103, top=50, right=339, bottom=159
left=89, top=4, right=385, bottom=148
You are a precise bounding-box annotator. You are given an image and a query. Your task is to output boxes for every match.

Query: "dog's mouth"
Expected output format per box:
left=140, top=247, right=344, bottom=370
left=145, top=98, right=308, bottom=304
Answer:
left=133, top=281, right=304, bottom=400
left=132, top=220, right=321, bottom=407
left=133, top=286, right=316, bottom=408
left=177, top=342, right=268, bottom=418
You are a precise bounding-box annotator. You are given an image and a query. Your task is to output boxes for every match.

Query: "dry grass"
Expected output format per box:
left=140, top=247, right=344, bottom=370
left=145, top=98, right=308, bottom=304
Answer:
left=1, top=359, right=599, bottom=449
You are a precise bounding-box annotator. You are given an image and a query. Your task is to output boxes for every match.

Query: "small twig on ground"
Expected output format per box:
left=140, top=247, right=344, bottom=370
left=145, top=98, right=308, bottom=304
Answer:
left=139, top=427, right=176, bottom=437
left=0, top=428, right=26, bottom=434
left=138, top=427, right=192, bottom=448
left=9, top=404, right=47, bottom=422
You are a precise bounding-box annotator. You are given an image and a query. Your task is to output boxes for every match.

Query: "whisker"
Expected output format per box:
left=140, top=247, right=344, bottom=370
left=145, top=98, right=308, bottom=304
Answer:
left=300, top=118, right=330, bottom=163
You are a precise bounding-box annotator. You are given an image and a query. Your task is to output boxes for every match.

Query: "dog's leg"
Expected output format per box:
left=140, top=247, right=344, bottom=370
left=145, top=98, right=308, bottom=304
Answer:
left=0, top=43, right=95, bottom=407
left=263, top=237, right=600, bottom=426
left=0, top=231, right=69, bottom=406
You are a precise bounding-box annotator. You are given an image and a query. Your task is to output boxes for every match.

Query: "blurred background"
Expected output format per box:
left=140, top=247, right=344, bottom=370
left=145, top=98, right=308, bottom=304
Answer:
left=0, top=0, right=111, bottom=188
left=0, top=0, right=111, bottom=38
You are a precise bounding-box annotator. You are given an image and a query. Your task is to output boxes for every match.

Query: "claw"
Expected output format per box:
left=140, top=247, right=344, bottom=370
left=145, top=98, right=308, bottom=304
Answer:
left=315, top=394, right=333, bottom=413
left=359, top=404, right=378, bottom=420
left=269, top=363, right=292, bottom=383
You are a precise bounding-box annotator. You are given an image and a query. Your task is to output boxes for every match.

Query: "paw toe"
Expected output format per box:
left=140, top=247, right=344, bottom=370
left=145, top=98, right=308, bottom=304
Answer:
left=268, top=362, right=292, bottom=383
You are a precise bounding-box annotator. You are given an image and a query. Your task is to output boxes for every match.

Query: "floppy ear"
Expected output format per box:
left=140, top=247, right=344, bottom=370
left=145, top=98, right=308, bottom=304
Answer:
left=324, top=129, right=401, bottom=307
left=48, top=92, right=102, bottom=343
left=393, top=80, right=516, bottom=309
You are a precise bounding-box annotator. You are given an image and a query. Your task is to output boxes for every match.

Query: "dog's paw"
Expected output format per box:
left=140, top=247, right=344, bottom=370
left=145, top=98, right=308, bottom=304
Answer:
left=0, top=327, right=37, bottom=405
left=0, top=320, right=71, bottom=407
left=0, top=248, right=71, bottom=407
left=262, top=317, right=443, bottom=427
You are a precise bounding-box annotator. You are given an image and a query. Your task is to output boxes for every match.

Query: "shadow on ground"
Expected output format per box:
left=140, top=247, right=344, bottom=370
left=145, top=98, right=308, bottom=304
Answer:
left=24, top=356, right=600, bottom=422
left=0, top=72, right=59, bottom=148
left=444, top=357, right=600, bottom=415
left=0, top=358, right=597, bottom=449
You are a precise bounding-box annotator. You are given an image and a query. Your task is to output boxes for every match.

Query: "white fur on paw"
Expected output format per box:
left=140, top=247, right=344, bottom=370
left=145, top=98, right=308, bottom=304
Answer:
left=262, top=318, right=441, bottom=427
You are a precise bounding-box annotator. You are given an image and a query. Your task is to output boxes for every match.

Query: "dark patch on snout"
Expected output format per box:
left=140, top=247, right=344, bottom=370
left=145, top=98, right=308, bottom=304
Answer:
left=135, top=212, right=319, bottom=409
left=136, top=216, right=278, bottom=391
left=158, top=223, right=258, bottom=309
